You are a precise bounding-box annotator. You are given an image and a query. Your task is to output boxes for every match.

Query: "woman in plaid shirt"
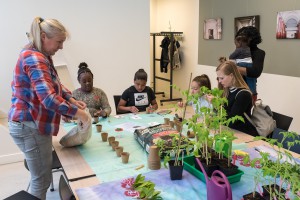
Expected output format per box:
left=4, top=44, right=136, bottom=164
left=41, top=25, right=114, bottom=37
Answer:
left=8, top=17, right=89, bottom=200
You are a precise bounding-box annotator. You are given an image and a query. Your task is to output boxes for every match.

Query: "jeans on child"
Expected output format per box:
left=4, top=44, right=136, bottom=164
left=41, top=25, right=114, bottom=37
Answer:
left=237, top=62, right=257, bottom=95
left=8, top=121, right=52, bottom=200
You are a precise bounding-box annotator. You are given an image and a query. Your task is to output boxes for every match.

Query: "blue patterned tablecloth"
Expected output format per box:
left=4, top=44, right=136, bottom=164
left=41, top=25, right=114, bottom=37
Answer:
left=64, top=113, right=175, bottom=183
left=63, top=113, right=289, bottom=200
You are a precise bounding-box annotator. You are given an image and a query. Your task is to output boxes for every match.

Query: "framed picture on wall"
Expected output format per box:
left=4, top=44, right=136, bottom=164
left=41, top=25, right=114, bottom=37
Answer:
left=203, top=18, right=222, bottom=40
left=276, top=10, right=300, bottom=39
left=234, top=15, right=259, bottom=36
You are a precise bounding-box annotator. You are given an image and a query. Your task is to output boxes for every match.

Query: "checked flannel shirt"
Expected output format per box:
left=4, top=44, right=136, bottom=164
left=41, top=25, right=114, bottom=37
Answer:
left=8, top=46, right=78, bottom=136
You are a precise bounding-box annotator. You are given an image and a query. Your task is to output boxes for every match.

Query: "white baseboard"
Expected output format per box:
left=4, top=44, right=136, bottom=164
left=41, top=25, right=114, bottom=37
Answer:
left=0, top=153, right=24, bottom=165
left=0, top=124, right=23, bottom=165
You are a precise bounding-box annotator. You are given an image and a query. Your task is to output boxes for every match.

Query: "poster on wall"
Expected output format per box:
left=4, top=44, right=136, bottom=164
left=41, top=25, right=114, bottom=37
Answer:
left=276, top=10, right=300, bottom=39
left=203, top=18, right=222, bottom=40
left=234, top=15, right=259, bottom=36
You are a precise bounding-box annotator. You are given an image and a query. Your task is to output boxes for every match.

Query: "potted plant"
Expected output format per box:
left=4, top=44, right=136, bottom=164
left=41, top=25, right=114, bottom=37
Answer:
left=185, top=86, right=243, bottom=177
left=155, top=74, right=194, bottom=180
left=241, top=131, right=300, bottom=200
left=154, top=133, right=194, bottom=180
left=169, top=75, right=244, bottom=182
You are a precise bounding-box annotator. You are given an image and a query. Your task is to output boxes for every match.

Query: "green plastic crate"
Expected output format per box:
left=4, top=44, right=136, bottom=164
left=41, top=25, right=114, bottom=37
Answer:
left=183, top=155, right=244, bottom=184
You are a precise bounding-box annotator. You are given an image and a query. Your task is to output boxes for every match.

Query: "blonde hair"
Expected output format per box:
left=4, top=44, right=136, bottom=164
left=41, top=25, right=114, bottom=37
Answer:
left=29, top=17, right=69, bottom=52
left=216, top=60, right=250, bottom=97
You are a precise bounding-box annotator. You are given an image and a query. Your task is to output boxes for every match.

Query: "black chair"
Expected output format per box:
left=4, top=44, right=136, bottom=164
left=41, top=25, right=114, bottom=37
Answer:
left=59, top=175, right=75, bottom=200
left=4, top=190, right=40, bottom=200
left=272, top=127, right=300, bottom=154
left=24, top=150, right=66, bottom=192
left=113, top=95, right=122, bottom=115
left=272, top=111, right=293, bottom=131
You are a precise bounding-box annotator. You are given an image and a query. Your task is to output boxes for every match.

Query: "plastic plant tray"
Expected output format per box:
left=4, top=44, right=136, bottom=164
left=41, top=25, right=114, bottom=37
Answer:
left=183, top=155, right=244, bottom=184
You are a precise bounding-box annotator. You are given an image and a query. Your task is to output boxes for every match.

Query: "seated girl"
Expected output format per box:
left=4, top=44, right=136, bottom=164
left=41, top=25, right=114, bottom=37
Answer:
left=118, top=69, right=158, bottom=113
left=178, top=74, right=213, bottom=114
left=72, top=62, right=111, bottom=117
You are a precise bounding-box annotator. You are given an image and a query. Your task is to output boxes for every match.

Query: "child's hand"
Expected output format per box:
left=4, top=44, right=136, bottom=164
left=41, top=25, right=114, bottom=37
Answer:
left=130, top=106, right=139, bottom=113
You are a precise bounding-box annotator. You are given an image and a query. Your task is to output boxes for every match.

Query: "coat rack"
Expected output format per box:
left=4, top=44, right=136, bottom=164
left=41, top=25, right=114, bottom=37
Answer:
left=150, top=31, right=183, bottom=106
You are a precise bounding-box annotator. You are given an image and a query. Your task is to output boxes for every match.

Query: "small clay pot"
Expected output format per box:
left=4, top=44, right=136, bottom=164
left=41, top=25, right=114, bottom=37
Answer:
left=173, top=117, right=179, bottom=124
left=169, top=121, right=175, bottom=128
left=187, top=130, right=195, bottom=138
left=175, top=123, right=182, bottom=132
left=108, top=136, right=115, bottom=146
left=164, top=118, right=170, bottom=125
left=96, top=124, right=102, bottom=132
left=148, top=146, right=161, bottom=170
left=111, top=141, right=119, bottom=151
left=121, top=152, right=130, bottom=164
left=101, top=132, right=108, bottom=142
left=115, top=146, right=124, bottom=157
left=93, top=116, right=99, bottom=123
left=146, top=107, right=150, bottom=114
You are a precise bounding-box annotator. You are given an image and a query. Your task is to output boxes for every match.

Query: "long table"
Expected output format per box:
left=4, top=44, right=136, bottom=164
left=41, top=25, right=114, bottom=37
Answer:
left=53, top=111, right=300, bottom=200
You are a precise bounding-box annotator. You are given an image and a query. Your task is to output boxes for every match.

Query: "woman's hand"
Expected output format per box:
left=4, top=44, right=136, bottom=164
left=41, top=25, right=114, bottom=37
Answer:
left=62, top=115, right=71, bottom=123
left=74, top=100, right=86, bottom=110
left=237, top=66, right=247, bottom=76
left=75, top=109, right=90, bottom=129
left=69, top=98, right=86, bottom=109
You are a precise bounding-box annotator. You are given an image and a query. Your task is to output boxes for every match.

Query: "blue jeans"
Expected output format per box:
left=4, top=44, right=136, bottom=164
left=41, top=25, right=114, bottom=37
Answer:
left=8, top=121, right=52, bottom=200
left=237, top=62, right=257, bottom=95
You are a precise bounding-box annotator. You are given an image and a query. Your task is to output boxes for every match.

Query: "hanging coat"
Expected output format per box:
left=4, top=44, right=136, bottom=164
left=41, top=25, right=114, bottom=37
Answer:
left=171, top=40, right=181, bottom=70
left=160, top=36, right=170, bottom=73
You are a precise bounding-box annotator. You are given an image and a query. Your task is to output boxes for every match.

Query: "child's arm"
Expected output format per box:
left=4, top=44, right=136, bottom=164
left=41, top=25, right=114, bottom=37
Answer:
left=150, top=99, right=158, bottom=110
left=118, top=98, right=139, bottom=113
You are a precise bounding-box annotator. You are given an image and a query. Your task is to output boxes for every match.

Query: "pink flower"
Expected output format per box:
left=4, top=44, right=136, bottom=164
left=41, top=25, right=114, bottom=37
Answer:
left=121, top=178, right=134, bottom=189
left=124, top=190, right=139, bottom=197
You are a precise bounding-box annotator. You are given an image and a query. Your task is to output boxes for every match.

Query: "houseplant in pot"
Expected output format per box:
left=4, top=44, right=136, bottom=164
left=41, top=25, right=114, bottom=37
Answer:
left=155, top=132, right=195, bottom=180
left=241, top=131, right=300, bottom=200
left=155, top=73, right=194, bottom=180
left=185, top=87, right=243, bottom=177
left=255, top=131, right=300, bottom=200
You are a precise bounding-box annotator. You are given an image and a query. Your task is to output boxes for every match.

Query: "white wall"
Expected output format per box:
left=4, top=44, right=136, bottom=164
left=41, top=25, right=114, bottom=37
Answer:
left=0, top=125, right=23, bottom=165
left=0, top=0, right=149, bottom=164
left=150, top=0, right=199, bottom=98
left=151, top=0, right=300, bottom=133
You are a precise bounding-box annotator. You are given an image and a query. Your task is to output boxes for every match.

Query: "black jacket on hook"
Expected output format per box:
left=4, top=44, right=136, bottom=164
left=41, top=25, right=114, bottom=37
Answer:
left=160, top=36, right=170, bottom=73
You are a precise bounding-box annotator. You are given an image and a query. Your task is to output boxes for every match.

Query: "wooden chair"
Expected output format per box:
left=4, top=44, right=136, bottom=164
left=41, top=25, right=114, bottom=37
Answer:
left=3, top=190, right=40, bottom=200
left=24, top=150, right=66, bottom=192
left=272, top=127, right=300, bottom=154
left=272, top=111, right=293, bottom=131
left=59, top=175, right=75, bottom=200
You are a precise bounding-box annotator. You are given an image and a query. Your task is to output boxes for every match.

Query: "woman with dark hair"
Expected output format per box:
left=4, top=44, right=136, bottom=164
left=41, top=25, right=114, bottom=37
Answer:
left=72, top=62, right=111, bottom=118
left=235, top=26, right=265, bottom=101
left=118, top=69, right=158, bottom=113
